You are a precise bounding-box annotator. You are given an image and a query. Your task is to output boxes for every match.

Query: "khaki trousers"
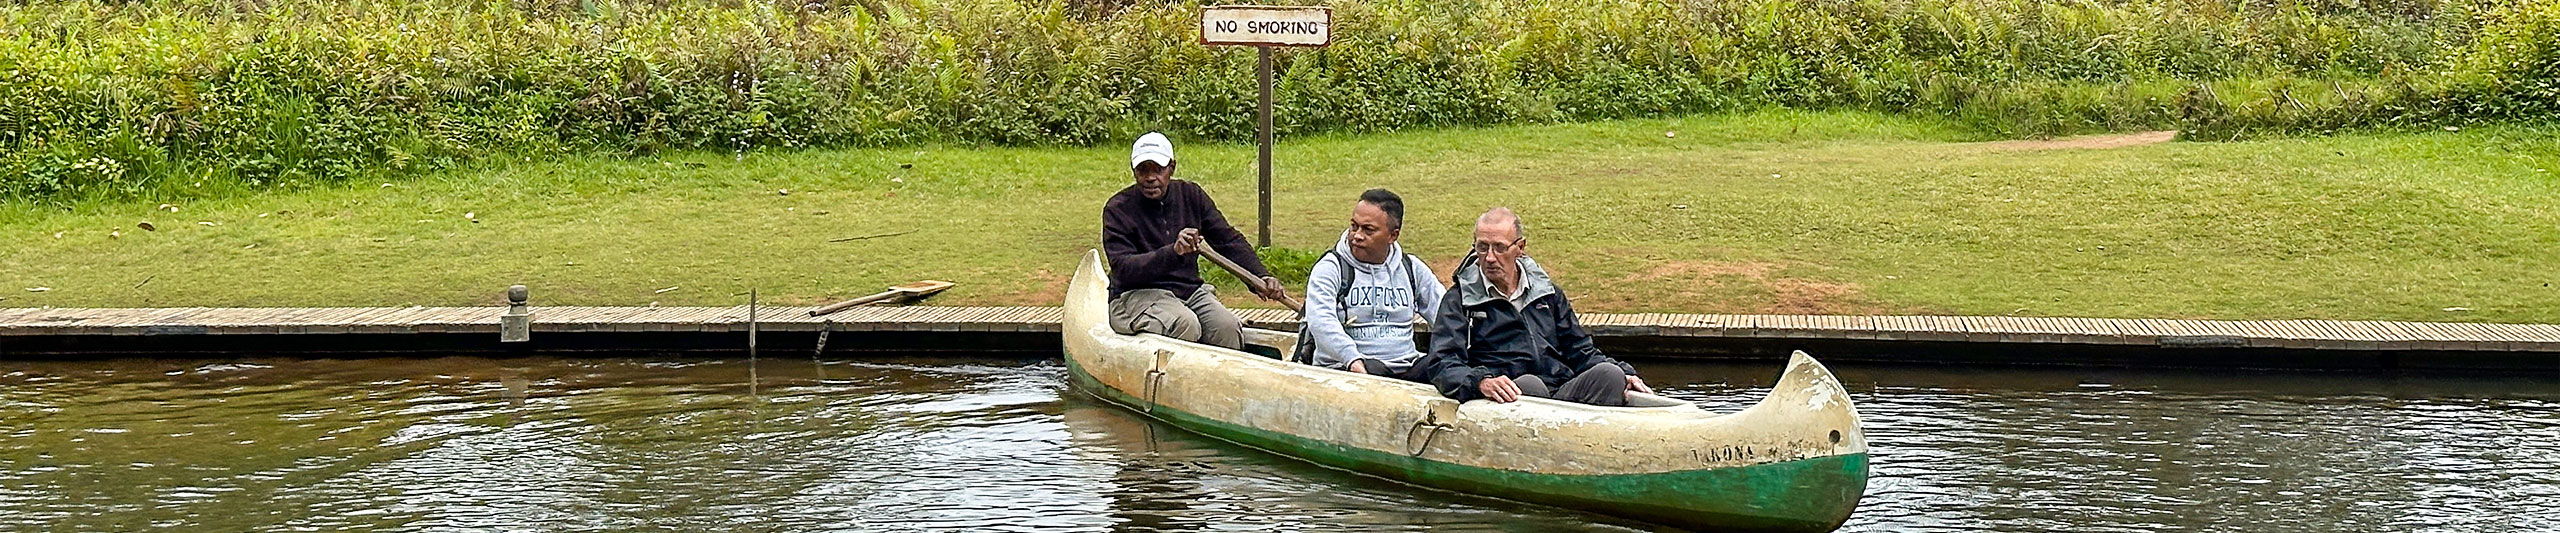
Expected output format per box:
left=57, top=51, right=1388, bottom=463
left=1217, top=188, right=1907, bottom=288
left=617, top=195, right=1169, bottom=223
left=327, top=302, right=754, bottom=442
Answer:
left=1107, top=286, right=1244, bottom=350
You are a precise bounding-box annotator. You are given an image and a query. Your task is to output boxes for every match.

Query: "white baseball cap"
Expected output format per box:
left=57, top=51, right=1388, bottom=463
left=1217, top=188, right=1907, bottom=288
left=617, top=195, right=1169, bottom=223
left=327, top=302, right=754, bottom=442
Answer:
left=1131, top=132, right=1174, bottom=169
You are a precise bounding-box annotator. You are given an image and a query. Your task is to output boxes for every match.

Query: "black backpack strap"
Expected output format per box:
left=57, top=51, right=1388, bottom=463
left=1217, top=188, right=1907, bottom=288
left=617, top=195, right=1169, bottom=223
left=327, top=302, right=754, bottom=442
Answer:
left=1403, top=253, right=1427, bottom=297
left=1335, top=250, right=1357, bottom=308
left=1401, top=252, right=1431, bottom=340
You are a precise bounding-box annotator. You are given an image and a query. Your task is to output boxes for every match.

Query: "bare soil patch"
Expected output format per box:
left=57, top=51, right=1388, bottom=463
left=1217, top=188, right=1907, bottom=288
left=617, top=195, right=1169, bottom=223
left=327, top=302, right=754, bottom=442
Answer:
left=976, top=268, right=1070, bottom=306
left=1583, top=258, right=1886, bottom=315
left=1973, top=130, right=2176, bottom=151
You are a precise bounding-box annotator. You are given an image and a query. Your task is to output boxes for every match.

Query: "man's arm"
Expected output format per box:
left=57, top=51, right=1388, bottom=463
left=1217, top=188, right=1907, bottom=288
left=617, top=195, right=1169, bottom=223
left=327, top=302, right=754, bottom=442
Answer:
left=1187, top=184, right=1273, bottom=279
left=1301, top=253, right=1360, bottom=367
left=1549, top=290, right=1637, bottom=376
left=1102, top=204, right=1183, bottom=288
left=1422, top=288, right=1490, bottom=400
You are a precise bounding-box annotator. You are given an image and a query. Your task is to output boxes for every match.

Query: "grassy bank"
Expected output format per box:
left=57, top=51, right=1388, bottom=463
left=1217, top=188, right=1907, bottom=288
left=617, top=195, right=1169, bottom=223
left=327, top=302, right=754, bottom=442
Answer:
left=5, top=111, right=2557, bottom=322
left=6, top=0, right=2556, bottom=200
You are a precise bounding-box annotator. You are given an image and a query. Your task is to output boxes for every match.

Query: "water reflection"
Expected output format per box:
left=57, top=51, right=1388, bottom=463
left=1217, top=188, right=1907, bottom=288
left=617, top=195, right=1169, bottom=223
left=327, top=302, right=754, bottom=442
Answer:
left=1642, top=363, right=2560, bottom=533
left=0, top=356, right=2552, bottom=532
left=1059, top=395, right=1653, bottom=532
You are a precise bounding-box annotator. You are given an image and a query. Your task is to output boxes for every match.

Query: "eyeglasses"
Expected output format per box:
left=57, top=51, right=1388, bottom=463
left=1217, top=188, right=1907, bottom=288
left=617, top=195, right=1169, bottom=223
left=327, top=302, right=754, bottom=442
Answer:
left=1471, top=237, right=1523, bottom=256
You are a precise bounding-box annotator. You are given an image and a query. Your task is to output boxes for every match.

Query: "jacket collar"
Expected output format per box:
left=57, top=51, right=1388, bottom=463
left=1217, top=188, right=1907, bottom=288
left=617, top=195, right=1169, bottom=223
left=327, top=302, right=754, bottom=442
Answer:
left=1127, top=179, right=1184, bottom=209
left=1455, top=255, right=1556, bottom=308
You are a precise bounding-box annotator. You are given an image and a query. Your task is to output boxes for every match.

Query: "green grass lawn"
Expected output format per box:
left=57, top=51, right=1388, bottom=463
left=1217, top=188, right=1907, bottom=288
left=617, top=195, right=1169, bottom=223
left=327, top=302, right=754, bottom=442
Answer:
left=6, top=110, right=2558, bottom=322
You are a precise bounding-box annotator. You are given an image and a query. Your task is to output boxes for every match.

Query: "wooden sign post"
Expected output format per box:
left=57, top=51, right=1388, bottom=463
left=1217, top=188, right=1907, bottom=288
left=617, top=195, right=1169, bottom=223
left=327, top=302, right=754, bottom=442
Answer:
left=1201, top=5, right=1332, bottom=248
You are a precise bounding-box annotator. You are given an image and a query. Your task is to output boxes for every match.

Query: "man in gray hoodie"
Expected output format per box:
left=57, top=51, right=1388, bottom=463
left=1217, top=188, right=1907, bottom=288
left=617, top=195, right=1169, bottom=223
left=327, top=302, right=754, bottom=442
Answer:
left=1302, top=188, right=1444, bottom=380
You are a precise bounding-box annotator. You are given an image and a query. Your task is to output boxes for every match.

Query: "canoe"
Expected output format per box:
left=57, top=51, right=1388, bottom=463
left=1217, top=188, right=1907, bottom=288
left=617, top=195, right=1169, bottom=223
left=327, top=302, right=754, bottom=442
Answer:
left=1061, top=250, right=1869, bottom=531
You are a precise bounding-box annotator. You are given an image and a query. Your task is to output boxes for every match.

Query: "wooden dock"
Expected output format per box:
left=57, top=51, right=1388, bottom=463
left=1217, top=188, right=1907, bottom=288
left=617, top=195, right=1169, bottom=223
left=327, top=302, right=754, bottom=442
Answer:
left=2, top=306, right=2556, bottom=371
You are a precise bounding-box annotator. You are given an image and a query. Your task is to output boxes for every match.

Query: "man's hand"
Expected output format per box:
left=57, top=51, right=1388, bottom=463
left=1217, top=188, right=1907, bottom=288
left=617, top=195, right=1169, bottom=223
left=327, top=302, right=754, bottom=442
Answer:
left=1627, top=374, right=1653, bottom=395
left=1253, top=275, right=1287, bottom=300
left=1171, top=228, right=1204, bottom=256
left=1478, top=375, right=1522, bottom=403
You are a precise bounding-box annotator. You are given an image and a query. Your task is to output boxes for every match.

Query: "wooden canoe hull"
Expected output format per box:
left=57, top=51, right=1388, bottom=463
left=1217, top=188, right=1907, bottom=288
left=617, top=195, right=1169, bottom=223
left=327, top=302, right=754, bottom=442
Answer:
left=1063, top=250, right=1867, bottom=531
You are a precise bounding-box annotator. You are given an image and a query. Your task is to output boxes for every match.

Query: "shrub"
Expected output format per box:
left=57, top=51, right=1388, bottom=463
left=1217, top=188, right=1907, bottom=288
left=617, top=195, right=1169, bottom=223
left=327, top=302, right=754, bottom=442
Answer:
left=0, top=0, right=2543, bottom=201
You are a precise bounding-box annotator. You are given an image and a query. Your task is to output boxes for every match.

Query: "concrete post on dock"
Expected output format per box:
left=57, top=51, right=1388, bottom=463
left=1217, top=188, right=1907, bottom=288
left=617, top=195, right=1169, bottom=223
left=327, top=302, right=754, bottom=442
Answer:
left=500, top=285, right=532, bottom=343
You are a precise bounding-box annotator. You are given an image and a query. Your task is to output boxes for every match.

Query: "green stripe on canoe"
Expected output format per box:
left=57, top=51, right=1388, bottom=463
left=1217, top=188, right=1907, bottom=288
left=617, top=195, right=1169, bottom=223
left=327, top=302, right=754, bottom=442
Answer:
left=1068, top=358, right=1867, bottom=532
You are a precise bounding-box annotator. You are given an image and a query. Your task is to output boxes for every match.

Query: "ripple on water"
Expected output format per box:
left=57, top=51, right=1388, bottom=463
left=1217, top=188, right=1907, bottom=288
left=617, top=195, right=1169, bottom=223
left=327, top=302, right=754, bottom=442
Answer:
left=2, top=357, right=2557, bottom=532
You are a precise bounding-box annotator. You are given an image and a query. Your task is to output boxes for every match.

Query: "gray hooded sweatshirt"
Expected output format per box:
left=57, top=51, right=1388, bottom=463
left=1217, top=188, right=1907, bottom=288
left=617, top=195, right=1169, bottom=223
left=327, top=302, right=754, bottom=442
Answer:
left=1303, top=232, right=1444, bottom=371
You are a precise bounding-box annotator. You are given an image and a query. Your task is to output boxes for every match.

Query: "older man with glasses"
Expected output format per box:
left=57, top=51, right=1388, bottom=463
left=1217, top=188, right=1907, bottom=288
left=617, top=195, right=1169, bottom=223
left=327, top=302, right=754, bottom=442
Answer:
left=1415, top=207, right=1651, bottom=406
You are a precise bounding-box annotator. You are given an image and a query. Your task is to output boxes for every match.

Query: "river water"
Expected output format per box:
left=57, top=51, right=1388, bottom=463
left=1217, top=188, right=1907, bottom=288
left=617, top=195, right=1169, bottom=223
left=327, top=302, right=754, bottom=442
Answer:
left=1, top=355, right=2552, bottom=532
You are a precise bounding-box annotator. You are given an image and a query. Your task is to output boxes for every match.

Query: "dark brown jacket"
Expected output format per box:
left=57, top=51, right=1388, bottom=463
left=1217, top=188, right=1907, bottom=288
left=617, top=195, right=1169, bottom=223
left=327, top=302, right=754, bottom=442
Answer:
left=1102, top=180, right=1270, bottom=299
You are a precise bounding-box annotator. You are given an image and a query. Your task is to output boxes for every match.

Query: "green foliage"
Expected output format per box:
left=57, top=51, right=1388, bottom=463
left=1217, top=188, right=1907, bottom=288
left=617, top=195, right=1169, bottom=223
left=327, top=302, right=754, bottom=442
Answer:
left=0, top=0, right=2548, bottom=201
left=2438, top=1, right=2560, bottom=121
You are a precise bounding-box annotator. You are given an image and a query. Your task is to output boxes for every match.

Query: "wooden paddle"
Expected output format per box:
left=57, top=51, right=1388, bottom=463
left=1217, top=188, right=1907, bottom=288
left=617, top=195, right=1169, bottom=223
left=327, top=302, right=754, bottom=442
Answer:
left=809, top=280, right=956, bottom=316
left=1197, top=246, right=1303, bottom=314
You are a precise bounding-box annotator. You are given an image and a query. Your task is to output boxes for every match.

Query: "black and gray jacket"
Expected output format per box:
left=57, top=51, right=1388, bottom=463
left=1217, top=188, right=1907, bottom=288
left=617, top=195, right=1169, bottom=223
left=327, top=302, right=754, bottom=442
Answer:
left=1417, top=255, right=1636, bottom=401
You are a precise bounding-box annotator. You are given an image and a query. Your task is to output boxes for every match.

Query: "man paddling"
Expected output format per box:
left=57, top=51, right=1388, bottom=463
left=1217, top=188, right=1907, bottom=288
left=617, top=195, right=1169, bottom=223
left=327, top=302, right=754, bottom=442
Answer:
left=1102, top=132, right=1288, bottom=350
left=1418, top=208, right=1651, bottom=405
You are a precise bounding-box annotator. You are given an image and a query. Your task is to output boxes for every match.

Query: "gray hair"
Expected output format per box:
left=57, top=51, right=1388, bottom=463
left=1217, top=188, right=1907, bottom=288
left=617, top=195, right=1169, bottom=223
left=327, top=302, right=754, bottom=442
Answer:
left=1477, top=207, right=1526, bottom=240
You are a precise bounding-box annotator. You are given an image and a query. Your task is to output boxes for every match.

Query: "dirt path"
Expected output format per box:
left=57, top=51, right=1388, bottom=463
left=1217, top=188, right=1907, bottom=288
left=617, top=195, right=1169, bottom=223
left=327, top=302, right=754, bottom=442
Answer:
left=1973, top=130, right=2177, bottom=151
